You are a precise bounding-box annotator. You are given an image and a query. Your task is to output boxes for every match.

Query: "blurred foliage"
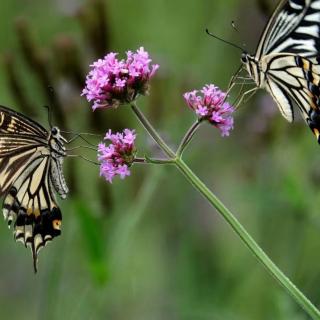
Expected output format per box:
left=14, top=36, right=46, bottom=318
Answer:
left=0, top=0, right=319, bottom=319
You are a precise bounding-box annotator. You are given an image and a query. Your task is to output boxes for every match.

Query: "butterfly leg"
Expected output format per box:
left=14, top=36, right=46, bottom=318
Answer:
left=234, top=87, right=258, bottom=110
left=228, top=65, right=245, bottom=91
left=66, top=154, right=99, bottom=165
left=65, top=133, right=97, bottom=147
left=66, top=145, right=97, bottom=152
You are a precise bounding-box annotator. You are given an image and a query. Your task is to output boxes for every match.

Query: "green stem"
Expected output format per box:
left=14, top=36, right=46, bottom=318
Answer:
left=130, top=102, right=320, bottom=319
left=134, top=157, right=175, bottom=165
left=176, top=119, right=202, bottom=157
left=174, top=158, right=320, bottom=319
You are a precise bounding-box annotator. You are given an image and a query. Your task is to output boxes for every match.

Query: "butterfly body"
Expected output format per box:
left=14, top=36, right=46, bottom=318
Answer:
left=238, top=0, right=320, bottom=142
left=241, top=53, right=264, bottom=86
left=0, top=105, right=69, bottom=272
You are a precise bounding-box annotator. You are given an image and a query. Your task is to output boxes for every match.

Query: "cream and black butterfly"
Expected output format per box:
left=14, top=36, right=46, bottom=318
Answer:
left=212, top=0, right=320, bottom=142
left=0, top=105, right=69, bottom=272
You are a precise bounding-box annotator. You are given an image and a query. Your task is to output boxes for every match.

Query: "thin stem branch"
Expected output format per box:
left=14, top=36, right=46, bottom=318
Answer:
left=130, top=102, right=175, bottom=158
left=176, top=119, right=202, bottom=157
left=133, top=157, right=147, bottom=164
left=134, top=157, right=175, bottom=165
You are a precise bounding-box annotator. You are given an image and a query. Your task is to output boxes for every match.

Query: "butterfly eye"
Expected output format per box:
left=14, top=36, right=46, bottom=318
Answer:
left=241, top=53, right=248, bottom=63
left=51, top=127, right=58, bottom=136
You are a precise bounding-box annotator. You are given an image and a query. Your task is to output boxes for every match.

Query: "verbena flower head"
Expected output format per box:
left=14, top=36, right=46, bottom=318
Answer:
left=183, top=84, right=234, bottom=136
left=98, top=129, right=137, bottom=183
left=82, top=47, right=159, bottom=110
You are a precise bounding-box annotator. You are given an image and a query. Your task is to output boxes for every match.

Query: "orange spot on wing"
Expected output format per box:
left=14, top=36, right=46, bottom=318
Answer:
left=52, top=219, right=61, bottom=230
left=313, top=128, right=320, bottom=140
left=303, top=60, right=310, bottom=70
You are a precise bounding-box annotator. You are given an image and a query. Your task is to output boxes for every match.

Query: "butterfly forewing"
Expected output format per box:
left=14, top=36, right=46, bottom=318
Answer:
left=256, top=0, right=320, bottom=59
left=0, top=135, right=46, bottom=158
left=0, top=106, right=68, bottom=272
left=0, top=105, right=47, bottom=138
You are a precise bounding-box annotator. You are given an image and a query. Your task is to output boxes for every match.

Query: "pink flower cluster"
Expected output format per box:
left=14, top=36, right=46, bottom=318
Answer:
left=98, top=129, right=136, bottom=183
left=82, top=47, right=159, bottom=110
left=183, top=84, right=234, bottom=136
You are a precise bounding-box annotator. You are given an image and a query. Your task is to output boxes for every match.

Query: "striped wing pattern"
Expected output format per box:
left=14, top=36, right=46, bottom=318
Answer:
left=3, top=155, right=62, bottom=271
left=0, top=105, right=47, bottom=138
left=0, top=106, right=67, bottom=272
left=256, top=0, right=320, bottom=58
left=241, top=0, right=320, bottom=142
left=263, top=54, right=320, bottom=139
left=0, top=105, right=49, bottom=195
left=0, top=137, right=48, bottom=195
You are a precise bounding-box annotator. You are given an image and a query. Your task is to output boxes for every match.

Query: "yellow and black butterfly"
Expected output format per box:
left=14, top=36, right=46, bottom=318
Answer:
left=0, top=105, right=68, bottom=272
left=235, top=0, right=320, bottom=142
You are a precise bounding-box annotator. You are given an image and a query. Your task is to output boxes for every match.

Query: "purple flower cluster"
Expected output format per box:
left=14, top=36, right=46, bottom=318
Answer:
left=183, top=84, right=234, bottom=136
left=82, top=47, right=159, bottom=110
left=98, top=129, right=136, bottom=183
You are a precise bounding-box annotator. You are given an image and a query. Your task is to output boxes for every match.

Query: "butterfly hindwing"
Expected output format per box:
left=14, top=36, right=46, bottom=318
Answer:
left=265, top=77, right=295, bottom=122
left=3, top=156, right=63, bottom=272
left=261, top=53, right=320, bottom=139
left=0, top=143, right=50, bottom=197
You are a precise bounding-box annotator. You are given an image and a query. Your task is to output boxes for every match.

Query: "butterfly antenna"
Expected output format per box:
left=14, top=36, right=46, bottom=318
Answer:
left=60, top=130, right=102, bottom=137
left=43, top=105, right=53, bottom=128
left=230, top=22, right=247, bottom=48
left=47, top=85, right=56, bottom=128
left=206, top=28, right=245, bottom=52
left=231, top=21, right=239, bottom=32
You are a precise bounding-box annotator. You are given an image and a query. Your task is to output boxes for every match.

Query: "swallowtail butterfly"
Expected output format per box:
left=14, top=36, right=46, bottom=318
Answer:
left=239, top=0, right=320, bottom=142
left=0, top=105, right=68, bottom=272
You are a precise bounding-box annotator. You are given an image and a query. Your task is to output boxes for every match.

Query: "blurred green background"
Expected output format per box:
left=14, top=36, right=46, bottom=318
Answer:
left=0, top=0, right=319, bottom=319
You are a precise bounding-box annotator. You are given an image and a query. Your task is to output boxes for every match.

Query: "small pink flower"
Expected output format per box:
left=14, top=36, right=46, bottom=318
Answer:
left=183, top=84, right=234, bottom=136
left=82, top=47, right=159, bottom=111
left=117, top=164, right=130, bottom=179
left=98, top=129, right=137, bottom=183
left=115, top=78, right=126, bottom=88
